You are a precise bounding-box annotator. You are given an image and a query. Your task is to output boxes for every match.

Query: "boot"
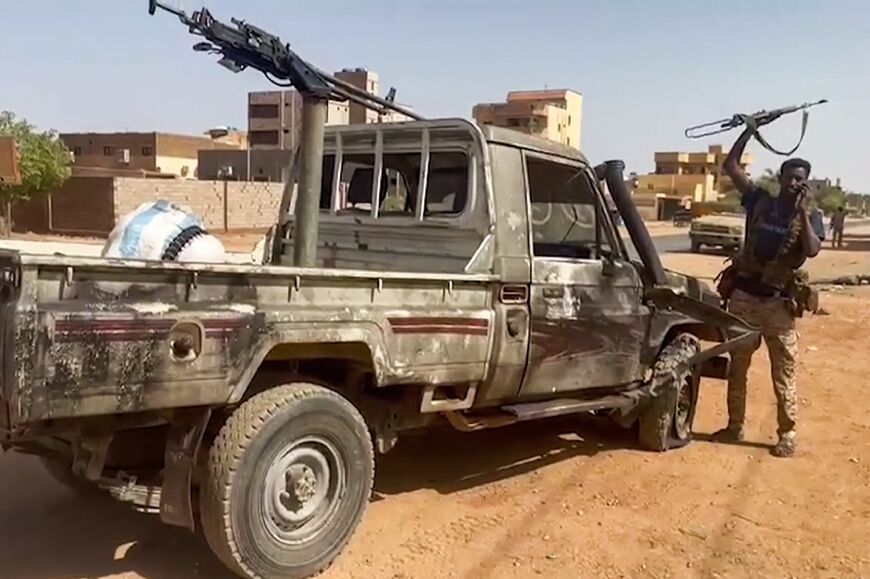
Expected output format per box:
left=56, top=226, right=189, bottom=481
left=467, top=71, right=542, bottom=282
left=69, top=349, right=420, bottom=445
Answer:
left=771, top=434, right=796, bottom=458
left=711, top=425, right=744, bottom=443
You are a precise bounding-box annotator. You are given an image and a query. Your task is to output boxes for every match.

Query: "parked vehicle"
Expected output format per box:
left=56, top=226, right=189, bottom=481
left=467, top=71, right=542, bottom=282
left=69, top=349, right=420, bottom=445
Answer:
left=689, top=213, right=745, bottom=253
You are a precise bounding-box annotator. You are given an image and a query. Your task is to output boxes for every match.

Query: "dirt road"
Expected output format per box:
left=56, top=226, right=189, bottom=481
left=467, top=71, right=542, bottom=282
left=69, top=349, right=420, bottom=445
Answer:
left=2, top=249, right=870, bottom=579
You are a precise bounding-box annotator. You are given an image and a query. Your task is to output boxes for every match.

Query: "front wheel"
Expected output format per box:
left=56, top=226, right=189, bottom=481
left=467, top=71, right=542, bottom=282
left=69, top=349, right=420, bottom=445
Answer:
left=690, top=240, right=702, bottom=253
left=638, top=333, right=701, bottom=451
left=199, top=383, right=375, bottom=579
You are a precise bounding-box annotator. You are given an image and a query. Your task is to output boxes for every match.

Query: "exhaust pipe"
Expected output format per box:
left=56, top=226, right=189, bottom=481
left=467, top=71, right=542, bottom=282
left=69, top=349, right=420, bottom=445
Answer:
left=597, top=160, right=666, bottom=286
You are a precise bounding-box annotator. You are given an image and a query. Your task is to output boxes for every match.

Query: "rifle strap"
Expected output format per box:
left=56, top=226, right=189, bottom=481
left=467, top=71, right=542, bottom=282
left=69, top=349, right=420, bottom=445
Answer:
left=752, top=110, right=810, bottom=156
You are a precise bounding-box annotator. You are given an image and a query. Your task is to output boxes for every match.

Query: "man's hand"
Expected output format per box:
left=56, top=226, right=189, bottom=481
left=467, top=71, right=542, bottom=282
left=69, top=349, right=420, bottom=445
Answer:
left=797, top=184, right=814, bottom=213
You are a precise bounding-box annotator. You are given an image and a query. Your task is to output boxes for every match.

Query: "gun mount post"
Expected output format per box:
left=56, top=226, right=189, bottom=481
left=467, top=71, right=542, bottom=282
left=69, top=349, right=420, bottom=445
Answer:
left=294, top=96, right=328, bottom=267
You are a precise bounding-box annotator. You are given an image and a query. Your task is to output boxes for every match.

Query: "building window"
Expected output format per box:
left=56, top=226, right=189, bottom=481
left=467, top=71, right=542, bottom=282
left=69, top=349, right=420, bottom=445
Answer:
left=103, top=146, right=113, bottom=156
left=142, top=146, right=153, bottom=156
left=249, top=104, right=280, bottom=119
left=73, top=146, right=82, bottom=156
left=249, top=130, right=280, bottom=146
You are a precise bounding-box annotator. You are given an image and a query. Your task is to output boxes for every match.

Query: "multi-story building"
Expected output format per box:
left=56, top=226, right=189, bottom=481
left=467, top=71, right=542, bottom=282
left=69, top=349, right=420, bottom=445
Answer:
left=472, top=89, right=583, bottom=149
left=248, top=90, right=350, bottom=150
left=632, top=144, right=752, bottom=220
left=60, top=132, right=242, bottom=179
left=632, top=145, right=752, bottom=219
left=334, top=68, right=381, bottom=125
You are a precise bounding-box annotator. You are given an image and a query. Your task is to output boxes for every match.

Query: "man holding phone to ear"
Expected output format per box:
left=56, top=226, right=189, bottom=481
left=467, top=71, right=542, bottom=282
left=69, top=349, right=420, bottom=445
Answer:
left=713, top=116, right=821, bottom=458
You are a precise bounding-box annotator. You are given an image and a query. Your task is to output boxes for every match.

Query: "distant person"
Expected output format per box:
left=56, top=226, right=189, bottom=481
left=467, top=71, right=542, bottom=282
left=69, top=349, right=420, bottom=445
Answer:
left=830, top=206, right=846, bottom=248
left=810, top=206, right=826, bottom=242
left=714, top=116, right=821, bottom=458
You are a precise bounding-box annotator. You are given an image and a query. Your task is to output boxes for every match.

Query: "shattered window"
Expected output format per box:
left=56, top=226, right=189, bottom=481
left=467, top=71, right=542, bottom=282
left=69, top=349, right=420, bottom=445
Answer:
left=526, top=156, right=599, bottom=260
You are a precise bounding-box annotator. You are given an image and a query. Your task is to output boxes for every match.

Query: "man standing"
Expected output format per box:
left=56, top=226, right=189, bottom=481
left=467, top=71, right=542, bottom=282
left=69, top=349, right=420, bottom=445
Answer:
left=830, top=206, right=846, bottom=248
left=714, top=118, right=821, bottom=458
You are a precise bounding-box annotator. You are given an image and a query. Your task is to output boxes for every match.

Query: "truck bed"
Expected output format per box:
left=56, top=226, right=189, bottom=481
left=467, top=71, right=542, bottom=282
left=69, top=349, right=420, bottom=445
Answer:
left=0, top=251, right=497, bottom=430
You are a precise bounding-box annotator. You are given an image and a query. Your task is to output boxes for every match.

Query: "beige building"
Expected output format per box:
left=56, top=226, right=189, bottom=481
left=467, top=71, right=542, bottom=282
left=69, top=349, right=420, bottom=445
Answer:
left=472, top=89, right=583, bottom=149
left=633, top=144, right=752, bottom=219
left=248, top=90, right=350, bottom=150
left=247, top=67, right=411, bottom=152
left=60, top=132, right=242, bottom=179
left=334, top=68, right=381, bottom=125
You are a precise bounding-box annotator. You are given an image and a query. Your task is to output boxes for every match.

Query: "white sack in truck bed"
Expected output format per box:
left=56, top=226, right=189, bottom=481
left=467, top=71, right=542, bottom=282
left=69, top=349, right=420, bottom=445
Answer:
left=102, top=200, right=226, bottom=263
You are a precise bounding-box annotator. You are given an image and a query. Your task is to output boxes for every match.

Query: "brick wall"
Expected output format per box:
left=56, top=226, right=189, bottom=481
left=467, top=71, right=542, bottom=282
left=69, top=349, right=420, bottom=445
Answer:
left=113, top=178, right=283, bottom=232
left=11, top=177, right=115, bottom=235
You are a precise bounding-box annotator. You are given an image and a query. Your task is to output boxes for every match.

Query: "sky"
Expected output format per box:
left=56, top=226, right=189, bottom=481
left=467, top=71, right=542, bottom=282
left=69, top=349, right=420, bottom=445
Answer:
left=2, top=0, right=869, bottom=191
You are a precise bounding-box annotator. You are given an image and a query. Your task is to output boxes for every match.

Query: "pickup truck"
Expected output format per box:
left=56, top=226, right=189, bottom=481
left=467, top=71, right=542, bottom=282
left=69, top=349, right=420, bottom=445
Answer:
left=689, top=212, right=745, bottom=253
left=0, top=4, right=757, bottom=579
left=0, top=118, right=756, bottom=579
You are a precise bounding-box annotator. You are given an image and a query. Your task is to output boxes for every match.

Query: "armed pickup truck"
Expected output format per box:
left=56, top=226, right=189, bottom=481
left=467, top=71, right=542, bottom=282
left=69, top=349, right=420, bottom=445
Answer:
left=0, top=118, right=757, bottom=579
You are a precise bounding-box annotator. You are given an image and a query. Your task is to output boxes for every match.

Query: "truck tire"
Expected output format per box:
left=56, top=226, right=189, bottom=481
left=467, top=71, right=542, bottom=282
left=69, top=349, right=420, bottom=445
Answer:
left=690, top=240, right=701, bottom=253
left=199, top=383, right=374, bottom=579
left=638, top=333, right=701, bottom=452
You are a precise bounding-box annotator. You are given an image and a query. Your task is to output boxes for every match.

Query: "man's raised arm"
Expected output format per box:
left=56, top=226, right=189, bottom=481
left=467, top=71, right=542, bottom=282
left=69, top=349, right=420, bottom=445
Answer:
left=723, top=127, right=756, bottom=196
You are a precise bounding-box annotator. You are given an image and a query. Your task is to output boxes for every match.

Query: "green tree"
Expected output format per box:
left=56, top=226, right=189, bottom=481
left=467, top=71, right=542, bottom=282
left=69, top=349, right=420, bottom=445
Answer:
left=757, top=168, right=780, bottom=196
left=0, top=111, right=72, bottom=236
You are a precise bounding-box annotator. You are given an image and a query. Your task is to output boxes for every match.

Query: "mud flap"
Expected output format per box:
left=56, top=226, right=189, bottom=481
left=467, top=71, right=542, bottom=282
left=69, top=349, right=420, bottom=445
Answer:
left=645, top=287, right=761, bottom=369
left=160, top=409, right=211, bottom=530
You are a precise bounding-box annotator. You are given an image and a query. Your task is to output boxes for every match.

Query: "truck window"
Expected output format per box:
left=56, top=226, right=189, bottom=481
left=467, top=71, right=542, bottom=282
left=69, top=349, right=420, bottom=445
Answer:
left=334, top=153, right=420, bottom=216
left=526, top=156, right=599, bottom=260
left=425, top=152, right=469, bottom=216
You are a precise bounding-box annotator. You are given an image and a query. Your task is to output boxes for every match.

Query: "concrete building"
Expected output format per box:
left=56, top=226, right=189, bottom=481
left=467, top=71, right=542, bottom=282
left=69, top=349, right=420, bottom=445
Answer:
left=334, top=68, right=381, bottom=125
left=472, top=89, right=583, bottom=149
left=198, top=149, right=294, bottom=182
left=61, top=132, right=242, bottom=179
left=632, top=144, right=752, bottom=220
left=248, top=90, right=350, bottom=150
left=806, top=177, right=842, bottom=195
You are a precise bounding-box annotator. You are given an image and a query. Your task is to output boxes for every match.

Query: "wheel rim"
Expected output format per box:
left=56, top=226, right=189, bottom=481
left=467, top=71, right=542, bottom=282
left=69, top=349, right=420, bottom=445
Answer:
left=262, top=435, right=346, bottom=546
left=673, top=374, right=695, bottom=439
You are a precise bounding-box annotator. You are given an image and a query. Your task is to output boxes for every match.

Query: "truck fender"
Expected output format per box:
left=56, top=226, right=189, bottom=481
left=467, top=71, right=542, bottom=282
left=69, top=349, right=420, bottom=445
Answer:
left=226, top=322, right=391, bottom=405
left=646, top=287, right=760, bottom=377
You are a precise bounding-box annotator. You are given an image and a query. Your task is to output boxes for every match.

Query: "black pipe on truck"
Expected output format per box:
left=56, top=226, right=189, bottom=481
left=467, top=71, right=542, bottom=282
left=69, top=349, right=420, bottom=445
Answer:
left=597, top=160, right=667, bottom=286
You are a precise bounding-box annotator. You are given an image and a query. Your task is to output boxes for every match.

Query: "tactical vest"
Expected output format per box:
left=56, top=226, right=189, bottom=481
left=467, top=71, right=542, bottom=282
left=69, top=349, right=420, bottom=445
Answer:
left=733, top=194, right=805, bottom=291
left=716, top=194, right=818, bottom=316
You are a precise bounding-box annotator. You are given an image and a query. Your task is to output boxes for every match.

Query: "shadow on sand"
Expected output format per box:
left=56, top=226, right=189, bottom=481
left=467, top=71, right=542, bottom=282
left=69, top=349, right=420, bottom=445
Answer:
left=0, top=415, right=636, bottom=579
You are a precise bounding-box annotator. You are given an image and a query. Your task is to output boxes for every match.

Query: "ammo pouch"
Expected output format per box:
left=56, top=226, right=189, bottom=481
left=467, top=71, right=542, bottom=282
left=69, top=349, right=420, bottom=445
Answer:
left=785, top=269, right=819, bottom=317
left=714, top=263, right=739, bottom=304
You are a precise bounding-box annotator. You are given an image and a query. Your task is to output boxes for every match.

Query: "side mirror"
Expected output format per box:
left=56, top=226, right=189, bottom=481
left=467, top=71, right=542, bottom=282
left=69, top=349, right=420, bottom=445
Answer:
left=148, top=0, right=157, bottom=15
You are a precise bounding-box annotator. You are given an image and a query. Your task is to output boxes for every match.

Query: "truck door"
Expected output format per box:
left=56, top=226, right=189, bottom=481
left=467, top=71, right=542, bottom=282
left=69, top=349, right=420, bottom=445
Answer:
left=519, top=153, right=650, bottom=396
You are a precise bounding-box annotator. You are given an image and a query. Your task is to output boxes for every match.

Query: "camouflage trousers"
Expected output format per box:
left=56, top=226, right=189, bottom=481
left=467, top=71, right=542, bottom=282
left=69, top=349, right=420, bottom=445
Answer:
left=726, top=289, right=798, bottom=439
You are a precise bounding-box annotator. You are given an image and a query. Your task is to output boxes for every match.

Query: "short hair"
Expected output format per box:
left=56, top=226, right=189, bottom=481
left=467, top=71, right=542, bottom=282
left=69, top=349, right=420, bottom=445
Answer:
left=780, top=158, right=812, bottom=176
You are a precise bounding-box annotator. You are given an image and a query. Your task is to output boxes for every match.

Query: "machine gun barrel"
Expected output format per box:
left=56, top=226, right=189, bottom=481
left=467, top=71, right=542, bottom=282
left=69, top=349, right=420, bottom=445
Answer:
left=685, top=99, right=827, bottom=139
left=148, top=0, right=423, bottom=120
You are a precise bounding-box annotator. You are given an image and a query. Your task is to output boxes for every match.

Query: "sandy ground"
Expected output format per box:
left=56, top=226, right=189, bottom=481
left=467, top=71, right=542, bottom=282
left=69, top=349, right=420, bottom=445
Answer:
left=1, top=227, right=869, bottom=579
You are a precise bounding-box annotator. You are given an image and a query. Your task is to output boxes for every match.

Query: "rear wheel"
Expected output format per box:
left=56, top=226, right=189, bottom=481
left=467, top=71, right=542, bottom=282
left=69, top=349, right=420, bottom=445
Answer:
left=199, top=383, right=374, bottom=579
left=638, top=333, right=701, bottom=451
